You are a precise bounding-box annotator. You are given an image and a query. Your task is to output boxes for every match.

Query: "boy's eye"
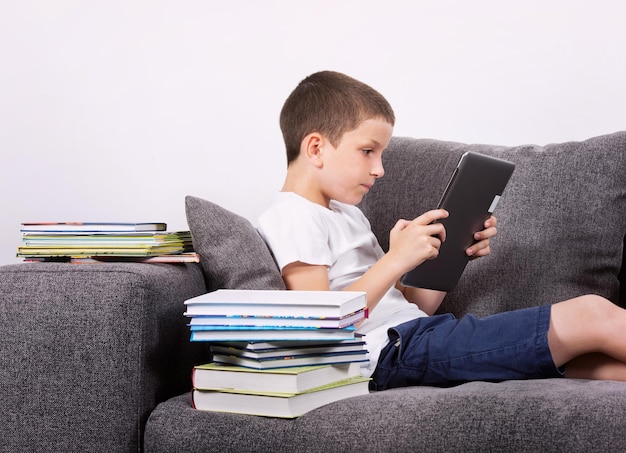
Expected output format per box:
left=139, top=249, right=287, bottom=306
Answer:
left=362, top=148, right=373, bottom=155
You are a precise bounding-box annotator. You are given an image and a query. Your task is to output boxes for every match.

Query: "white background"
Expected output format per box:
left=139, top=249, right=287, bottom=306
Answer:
left=1, top=0, right=625, bottom=265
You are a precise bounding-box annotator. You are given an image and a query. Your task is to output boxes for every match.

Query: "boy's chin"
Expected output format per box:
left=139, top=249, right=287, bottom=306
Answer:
left=336, top=194, right=365, bottom=206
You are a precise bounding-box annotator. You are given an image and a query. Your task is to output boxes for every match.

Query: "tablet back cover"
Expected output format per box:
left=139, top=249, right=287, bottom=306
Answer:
left=401, top=152, right=515, bottom=292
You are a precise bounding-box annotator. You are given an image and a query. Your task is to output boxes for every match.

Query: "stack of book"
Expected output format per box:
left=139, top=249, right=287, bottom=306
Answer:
left=17, top=222, right=198, bottom=263
left=207, top=337, right=368, bottom=369
left=184, top=289, right=371, bottom=417
left=191, top=362, right=369, bottom=418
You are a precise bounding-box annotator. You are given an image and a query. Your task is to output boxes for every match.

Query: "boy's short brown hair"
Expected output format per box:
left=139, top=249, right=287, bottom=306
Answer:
left=279, top=71, right=395, bottom=164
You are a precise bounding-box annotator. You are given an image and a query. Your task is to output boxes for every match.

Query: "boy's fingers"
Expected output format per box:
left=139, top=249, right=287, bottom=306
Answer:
left=414, top=209, right=448, bottom=225
left=467, top=240, right=491, bottom=258
left=486, top=215, right=497, bottom=228
left=392, top=219, right=411, bottom=231
left=406, top=218, right=446, bottom=244
left=474, top=226, right=498, bottom=241
left=427, top=222, right=447, bottom=243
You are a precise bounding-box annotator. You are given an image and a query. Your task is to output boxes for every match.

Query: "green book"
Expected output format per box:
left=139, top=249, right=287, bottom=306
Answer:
left=193, top=362, right=362, bottom=394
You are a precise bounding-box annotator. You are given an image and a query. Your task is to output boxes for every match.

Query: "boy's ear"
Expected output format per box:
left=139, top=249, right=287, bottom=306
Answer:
left=302, top=132, right=326, bottom=168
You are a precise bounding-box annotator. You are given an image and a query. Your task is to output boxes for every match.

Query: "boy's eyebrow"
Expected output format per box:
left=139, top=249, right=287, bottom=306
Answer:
left=363, top=139, right=382, bottom=148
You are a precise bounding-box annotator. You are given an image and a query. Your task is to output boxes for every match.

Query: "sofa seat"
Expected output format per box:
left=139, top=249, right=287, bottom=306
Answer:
left=144, top=378, right=626, bottom=452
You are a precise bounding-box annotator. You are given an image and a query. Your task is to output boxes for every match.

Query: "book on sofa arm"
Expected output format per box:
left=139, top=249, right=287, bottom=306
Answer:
left=20, top=221, right=167, bottom=232
left=17, top=225, right=194, bottom=261
left=401, top=151, right=515, bottom=292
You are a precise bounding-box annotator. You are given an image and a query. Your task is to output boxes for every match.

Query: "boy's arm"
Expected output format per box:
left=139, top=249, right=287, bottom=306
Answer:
left=283, top=212, right=497, bottom=316
left=283, top=209, right=449, bottom=314
left=397, top=285, right=447, bottom=316
left=282, top=252, right=422, bottom=314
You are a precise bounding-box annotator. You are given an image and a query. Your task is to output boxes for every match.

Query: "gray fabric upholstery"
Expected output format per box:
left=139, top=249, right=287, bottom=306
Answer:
left=145, top=379, right=626, bottom=453
left=185, top=195, right=286, bottom=292
left=359, top=132, right=626, bottom=316
left=0, top=262, right=207, bottom=452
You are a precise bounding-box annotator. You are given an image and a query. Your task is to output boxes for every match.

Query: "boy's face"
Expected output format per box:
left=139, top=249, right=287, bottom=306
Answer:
left=318, top=117, right=393, bottom=207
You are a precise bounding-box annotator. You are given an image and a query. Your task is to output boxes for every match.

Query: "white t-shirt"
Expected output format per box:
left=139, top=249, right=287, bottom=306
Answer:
left=257, top=192, right=428, bottom=377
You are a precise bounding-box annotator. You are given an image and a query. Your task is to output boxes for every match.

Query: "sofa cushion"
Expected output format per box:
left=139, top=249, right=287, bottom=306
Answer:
left=185, top=195, right=286, bottom=292
left=144, top=379, right=626, bottom=452
left=359, top=131, right=626, bottom=317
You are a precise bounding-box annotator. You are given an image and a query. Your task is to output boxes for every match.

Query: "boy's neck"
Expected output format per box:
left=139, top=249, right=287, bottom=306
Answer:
left=282, top=164, right=330, bottom=208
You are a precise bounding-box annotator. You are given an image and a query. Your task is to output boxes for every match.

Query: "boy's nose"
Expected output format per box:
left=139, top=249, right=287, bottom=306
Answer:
left=372, top=162, right=385, bottom=178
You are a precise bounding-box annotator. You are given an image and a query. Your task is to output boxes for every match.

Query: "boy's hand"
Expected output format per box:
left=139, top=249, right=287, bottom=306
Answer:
left=466, top=215, right=498, bottom=258
left=388, top=209, right=449, bottom=273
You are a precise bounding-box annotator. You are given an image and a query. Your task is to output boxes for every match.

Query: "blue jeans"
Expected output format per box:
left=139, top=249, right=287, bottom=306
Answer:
left=371, top=305, right=564, bottom=390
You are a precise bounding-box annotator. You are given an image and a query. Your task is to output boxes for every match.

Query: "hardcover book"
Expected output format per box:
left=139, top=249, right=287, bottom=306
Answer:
left=184, top=289, right=367, bottom=319
left=209, top=338, right=367, bottom=359
left=192, top=375, right=370, bottom=418
left=65, top=253, right=200, bottom=264
left=210, top=350, right=368, bottom=369
left=189, top=326, right=356, bottom=342
left=216, top=338, right=366, bottom=351
left=193, top=362, right=362, bottom=394
left=188, top=308, right=366, bottom=329
left=20, top=222, right=167, bottom=232
left=17, top=229, right=193, bottom=259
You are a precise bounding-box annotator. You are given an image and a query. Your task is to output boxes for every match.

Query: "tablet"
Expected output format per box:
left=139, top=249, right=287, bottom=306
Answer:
left=400, top=151, right=515, bottom=292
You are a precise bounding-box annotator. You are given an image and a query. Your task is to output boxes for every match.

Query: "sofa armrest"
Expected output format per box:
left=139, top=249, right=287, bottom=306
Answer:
left=0, top=262, right=208, bottom=452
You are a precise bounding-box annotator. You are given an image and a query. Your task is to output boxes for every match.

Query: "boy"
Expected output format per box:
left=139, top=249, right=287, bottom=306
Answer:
left=257, top=70, right=626, bottom=390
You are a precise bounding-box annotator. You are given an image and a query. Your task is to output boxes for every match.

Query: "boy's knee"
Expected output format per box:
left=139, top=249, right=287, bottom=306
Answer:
left=554, top=294, right=616, bottom=326
left=579, top=294, right=610, bottom=305
left=577, top=294, right=619, bottom=323
left=568, top=294, right=609, bottom=307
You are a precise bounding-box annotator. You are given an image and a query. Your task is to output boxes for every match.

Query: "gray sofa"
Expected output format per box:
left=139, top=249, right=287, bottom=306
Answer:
left=1, top=132, right=624, bottom=452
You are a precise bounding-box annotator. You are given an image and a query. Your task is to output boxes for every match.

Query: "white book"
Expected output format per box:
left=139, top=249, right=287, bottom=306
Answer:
left=188, top=309, right=366, bottom=329
left=189, top=326, right=355, bottom=342
left=184, top=289, right=367, bottom=318
left=192, top=375, right=370, bottom=418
